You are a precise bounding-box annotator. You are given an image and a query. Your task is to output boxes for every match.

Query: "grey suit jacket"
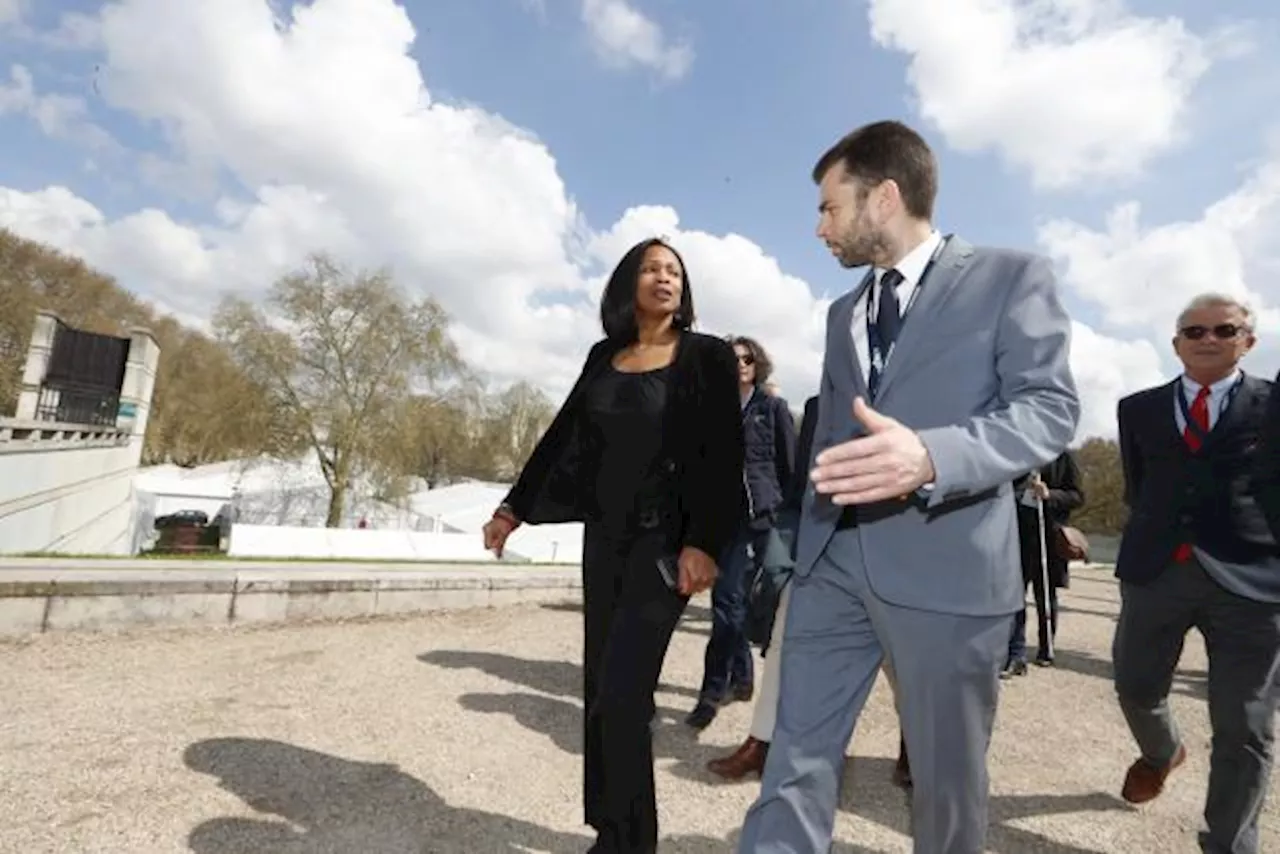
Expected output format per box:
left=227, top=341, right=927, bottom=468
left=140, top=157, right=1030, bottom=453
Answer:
left=794, top=236, right=1080, bottom=617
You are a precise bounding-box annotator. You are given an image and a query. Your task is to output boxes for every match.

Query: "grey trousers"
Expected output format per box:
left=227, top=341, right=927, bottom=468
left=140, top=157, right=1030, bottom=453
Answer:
left=1112, top=557, right=1280, bottom=854
left=738, top=531, right=1011, bottom=854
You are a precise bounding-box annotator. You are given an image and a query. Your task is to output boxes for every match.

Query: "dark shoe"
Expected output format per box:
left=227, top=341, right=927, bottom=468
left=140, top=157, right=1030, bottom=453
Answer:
left=707, top=736, right=769, bottom=780
left=1034, top=652, right=1054, bottom=667
left=732, top=683, right=755, bottom=703
left=1121, top=744, right=1186, bottom=804
left=684, top=702, right=717, bottom=730
left=892, top=736, right=912, bottom=789
left=1000, top=658, right=1028, bottom=679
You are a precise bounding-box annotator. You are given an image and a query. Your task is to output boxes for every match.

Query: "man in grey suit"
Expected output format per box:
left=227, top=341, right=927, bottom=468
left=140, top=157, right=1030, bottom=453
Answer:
left=1113, top=293, right=1278, bottom=854
left=737, top=120, right=1079, bottom=853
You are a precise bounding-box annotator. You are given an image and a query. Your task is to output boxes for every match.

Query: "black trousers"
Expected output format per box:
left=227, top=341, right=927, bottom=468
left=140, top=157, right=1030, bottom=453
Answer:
left=582, top=523, right=688, bottom=852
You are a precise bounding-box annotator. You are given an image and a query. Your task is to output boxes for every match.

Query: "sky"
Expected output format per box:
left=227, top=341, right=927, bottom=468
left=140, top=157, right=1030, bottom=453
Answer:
left=1, top=0, right=1279, bottom=441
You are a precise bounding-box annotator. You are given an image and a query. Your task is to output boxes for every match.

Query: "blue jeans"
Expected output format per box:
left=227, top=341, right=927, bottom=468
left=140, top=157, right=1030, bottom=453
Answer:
left=698, top=525, right=762, bottom=702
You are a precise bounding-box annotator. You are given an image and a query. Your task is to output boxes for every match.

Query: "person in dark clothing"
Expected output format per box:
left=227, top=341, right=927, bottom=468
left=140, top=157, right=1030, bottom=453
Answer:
left=1002, top=450, right=1084, bottom=676
left=481, top=238, right=745, bottom=854
left=686, top=336, right=796, bottom=729
left=1111, top=293, right=1278, bottom=853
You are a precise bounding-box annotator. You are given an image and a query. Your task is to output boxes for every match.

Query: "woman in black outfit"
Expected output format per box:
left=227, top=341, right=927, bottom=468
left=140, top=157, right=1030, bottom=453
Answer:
left=481, top=237, right=745, bottom=853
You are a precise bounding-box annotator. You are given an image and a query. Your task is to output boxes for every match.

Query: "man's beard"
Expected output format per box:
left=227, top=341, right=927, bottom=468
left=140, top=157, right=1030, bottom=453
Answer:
left=832, top=225, right=889, bottom=269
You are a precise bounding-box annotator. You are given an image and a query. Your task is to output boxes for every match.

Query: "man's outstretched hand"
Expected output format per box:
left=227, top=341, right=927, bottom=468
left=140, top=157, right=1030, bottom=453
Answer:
left=811, top=397, right=936, bottom=505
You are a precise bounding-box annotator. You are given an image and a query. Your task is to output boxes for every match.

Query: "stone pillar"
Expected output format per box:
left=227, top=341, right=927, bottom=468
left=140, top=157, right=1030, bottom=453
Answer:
left=116, top=327, right=160, bottom=448
left=13, top=311, right=61, bottom=420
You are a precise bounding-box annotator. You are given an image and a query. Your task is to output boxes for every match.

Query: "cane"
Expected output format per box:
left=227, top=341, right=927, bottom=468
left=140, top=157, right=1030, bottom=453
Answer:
left=1036, top=490, right=1054, bottom=661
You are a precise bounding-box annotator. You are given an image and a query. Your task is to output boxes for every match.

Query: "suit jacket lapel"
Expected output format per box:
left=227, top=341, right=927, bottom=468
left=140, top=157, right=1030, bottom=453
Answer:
left=832, top=271, right=873, bottom=400
left=874, top=235, right=974, bottom=401
left=1154, top=380, right=1186, bottom=452
left=1205, top=373, right=1265, bottom=446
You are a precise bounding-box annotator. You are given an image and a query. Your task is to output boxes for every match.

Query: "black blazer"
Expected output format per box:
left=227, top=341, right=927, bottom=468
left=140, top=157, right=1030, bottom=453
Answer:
left=502, top=331, right=746, bottom=559
left=1116, top=373, right=1278, bottom=588
left=1255, top=369, right=1280, bottom=541
left=783, top=395, right=819, bottom=515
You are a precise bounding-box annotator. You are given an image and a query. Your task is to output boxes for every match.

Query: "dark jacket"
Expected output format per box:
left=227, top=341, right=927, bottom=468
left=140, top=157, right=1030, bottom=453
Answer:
left=1116, top=373, right=1278, bottom=589
left=502, top=331, right=746, bottom=559
left=774, top=395, right=818, bottom=552
left=741, top=387, right=796, bottom=528
left=1014, top=451, right=1083, bottom=587
left=1255, top=369, right=1280, bottom=542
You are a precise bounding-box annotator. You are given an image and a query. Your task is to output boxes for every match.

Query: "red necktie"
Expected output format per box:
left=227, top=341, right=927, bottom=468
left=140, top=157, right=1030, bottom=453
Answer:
left=1173, top=386, right=1211, bottom=562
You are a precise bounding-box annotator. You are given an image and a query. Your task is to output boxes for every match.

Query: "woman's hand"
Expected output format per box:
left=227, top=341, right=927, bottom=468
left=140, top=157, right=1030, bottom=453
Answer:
left=677, top=546, right=719, bottom=596
left=482, top=511, right=518, bottom=557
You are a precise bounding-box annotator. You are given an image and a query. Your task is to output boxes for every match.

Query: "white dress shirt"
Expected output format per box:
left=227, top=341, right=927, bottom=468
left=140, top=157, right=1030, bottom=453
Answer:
left=850, top=230, right=945, bottom=382
left=1174, top=370, right=1242, bottom=434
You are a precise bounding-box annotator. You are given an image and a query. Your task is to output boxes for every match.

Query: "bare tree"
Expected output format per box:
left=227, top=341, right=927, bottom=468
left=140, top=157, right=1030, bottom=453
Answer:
left=1072, top=437, right=1127, bottom=535
left=215, top=253, right=462, bottom=526
left=477, top=380, right=556, bottom=479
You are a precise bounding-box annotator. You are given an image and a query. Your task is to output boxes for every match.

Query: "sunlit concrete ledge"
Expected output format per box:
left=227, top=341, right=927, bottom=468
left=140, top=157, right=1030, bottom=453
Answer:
left=0, top=560, right=581, bottom=637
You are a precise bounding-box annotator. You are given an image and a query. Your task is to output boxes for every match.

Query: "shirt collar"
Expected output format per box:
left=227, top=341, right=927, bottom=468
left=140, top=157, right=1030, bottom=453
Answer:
left=1181, top=369, right=1242, bottom=396
left=875, top=230, right=943, bottom=289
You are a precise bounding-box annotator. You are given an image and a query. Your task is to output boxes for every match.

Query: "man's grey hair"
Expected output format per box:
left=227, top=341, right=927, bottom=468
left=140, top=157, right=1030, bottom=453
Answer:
left=1175, top=292, right=1255, bottom=332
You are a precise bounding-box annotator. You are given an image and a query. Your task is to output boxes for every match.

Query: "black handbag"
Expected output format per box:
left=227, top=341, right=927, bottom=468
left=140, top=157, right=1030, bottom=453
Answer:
left=745, top=525, right=795, bottom=648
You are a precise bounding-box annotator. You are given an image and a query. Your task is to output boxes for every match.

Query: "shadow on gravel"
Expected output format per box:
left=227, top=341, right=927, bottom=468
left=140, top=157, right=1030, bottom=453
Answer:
left=837, top=756, right=1130, bottom=854
left=540, top=601, right=713, bottom=639
left=183, top=737, right=590, bottom=853
left=419, top=649, right=697, bottom=700
left=1056, top=603, right=1118, bottom=621
left=453, top=688, right=727, bottom=769
left=182, top=737, right=826, bottom=853
left=1048, top=649, right=1207, bottom=701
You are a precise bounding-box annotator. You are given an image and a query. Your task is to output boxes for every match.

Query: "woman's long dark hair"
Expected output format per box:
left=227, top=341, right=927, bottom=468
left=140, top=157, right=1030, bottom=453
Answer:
left=599, top=238, right=696, bottom=344
left=728, top=335, right=773, bottom=386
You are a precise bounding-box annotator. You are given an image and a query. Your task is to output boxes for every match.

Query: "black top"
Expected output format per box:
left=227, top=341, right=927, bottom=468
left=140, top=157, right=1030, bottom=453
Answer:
left=502, top=331, right=746, bottom=559
left=582, top=364, right=671, bottom=527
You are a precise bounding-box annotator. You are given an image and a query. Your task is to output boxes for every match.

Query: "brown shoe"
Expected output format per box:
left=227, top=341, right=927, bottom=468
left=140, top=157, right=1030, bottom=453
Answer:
left=707, top=737, right=769, bottom=780
left=1121, top=744, right=1186, bottom=804
left=892, top=735, right=912, bottom=789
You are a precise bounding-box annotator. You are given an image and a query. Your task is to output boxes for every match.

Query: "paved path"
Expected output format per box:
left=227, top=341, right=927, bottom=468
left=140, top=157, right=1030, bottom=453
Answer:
left=0, top=566, right=1272, bottom=852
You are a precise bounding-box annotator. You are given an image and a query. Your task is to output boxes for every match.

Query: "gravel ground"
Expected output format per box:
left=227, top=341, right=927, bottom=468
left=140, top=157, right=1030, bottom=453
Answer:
left=0, top=565, right=1273, bottom=853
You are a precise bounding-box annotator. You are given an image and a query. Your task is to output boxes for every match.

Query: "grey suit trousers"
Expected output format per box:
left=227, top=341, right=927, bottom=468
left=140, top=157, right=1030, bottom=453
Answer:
left=1113, top=556, right=1280, bottom=854
left=738, top=529, right=1012, bottom=853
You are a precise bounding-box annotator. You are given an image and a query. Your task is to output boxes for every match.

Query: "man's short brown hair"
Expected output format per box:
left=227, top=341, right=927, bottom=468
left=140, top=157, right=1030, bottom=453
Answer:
left=812, top=120, right=938, bottom=221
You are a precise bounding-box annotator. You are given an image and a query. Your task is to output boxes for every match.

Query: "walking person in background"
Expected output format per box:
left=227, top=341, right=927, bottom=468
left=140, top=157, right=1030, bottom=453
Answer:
left=1001, top=450, right=1083, bottom=677
left=706, top=393, right=913, bottom=788
left=687, top=336, right=796, bottom=729
left=482, top=237, right=745, bottom=854
left=1112, top=293, right=1279, bottom=854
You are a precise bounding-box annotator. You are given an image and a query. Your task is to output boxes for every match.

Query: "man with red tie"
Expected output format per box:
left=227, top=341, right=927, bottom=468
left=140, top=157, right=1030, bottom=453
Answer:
left=1113, top=292, right=1279, bottom=854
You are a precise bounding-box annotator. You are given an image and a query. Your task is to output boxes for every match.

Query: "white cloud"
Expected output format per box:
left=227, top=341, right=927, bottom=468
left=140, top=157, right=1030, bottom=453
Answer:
left=1066, top=321, right=1164, bottom=440
left=1040, top=153, right=1280, bottom=363
left=0, top=0, right=1199, bottom=442
left=0, top=0, right=23, bottom=27
left=579, top=0, right=693, bottom=81
left=867, top=0, right=1232, bottom=189
left=0, top=64, right=115, bottom=150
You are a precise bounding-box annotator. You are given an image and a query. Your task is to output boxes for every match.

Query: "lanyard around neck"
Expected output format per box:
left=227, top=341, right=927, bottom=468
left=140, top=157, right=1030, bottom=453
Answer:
left=864, top=238, right=946, bottom=372
left=1176, top=374, right=1243, bottom=443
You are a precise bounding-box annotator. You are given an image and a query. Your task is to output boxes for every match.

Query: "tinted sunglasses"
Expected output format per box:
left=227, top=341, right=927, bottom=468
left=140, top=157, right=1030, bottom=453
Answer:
left=736, top=353, right=755, bottom=365
left=1179, top=324, right=1248, bottom=341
